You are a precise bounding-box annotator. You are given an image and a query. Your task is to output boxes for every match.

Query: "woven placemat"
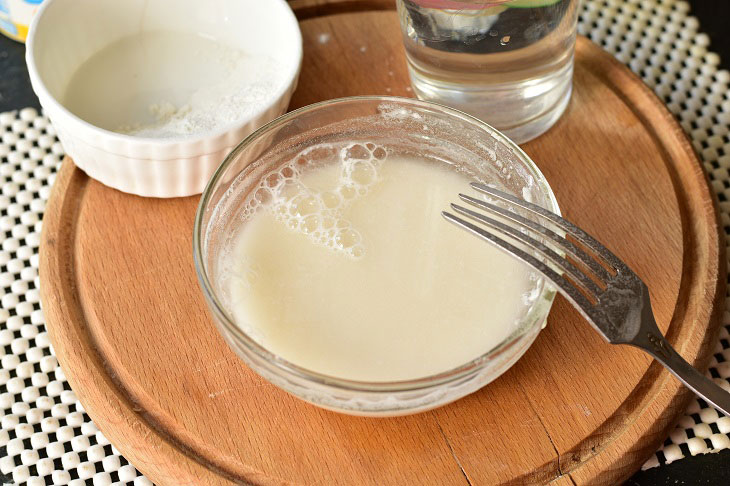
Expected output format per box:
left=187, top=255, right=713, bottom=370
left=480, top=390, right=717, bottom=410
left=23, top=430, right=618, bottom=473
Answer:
left=1, top=0, right=729, bottom=484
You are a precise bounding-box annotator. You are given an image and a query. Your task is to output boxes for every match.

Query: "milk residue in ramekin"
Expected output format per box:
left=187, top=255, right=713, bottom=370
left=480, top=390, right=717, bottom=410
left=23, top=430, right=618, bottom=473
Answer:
left=63, top=30, right=285, bottom=138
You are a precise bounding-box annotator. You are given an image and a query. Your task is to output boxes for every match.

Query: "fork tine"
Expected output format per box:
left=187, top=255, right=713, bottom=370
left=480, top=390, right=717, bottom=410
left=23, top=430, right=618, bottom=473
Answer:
left=450, top=203, right=603, bottom=299
left=470, top=182, right=628, bottom=272
left=442, top=211, right=598, bottom=324
left=459, top=193, right=612, bottom=283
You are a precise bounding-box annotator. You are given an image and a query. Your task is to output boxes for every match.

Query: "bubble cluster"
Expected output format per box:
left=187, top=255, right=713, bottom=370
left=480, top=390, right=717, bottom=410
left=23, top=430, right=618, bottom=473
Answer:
left=241, top=142, right=388, bottom=258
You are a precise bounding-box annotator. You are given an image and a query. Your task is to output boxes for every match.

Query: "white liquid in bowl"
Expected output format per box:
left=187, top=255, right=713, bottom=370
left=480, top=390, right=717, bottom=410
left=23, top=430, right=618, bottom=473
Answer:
left=220, top=143, right=538, bottom=382
left=62, top=31, right=283, bottom=138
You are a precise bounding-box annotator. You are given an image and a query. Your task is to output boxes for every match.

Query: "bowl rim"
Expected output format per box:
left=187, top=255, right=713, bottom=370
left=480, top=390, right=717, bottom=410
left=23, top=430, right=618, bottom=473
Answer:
left=24, top=0, right=303, bottom=150
left=193, top=95, right=560, bottom=393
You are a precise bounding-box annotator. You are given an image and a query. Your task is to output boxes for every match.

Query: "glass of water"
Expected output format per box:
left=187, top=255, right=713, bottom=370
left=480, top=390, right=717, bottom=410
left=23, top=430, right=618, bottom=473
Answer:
left=396, top=0, right=579, bottom=143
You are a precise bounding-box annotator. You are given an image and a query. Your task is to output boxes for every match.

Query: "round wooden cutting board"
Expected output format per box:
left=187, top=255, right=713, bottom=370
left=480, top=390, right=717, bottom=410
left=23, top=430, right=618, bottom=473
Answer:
left=39, top=2, right=725, bottom=485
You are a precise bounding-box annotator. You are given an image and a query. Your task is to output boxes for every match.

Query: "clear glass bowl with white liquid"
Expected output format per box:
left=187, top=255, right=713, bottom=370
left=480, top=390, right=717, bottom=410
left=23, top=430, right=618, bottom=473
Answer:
left=194, top=96, right=559, bottom=416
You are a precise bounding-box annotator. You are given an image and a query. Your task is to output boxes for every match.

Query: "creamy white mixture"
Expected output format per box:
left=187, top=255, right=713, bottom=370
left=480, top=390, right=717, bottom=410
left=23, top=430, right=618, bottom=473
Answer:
left=63, top=31, right=282, bottom=138
left=221, top=143, right=538, bottom=382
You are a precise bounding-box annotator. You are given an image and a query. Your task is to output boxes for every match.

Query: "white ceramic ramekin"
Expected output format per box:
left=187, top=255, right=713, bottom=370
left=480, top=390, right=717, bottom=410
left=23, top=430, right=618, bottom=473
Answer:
left=26, top=0, right=302, bottom=198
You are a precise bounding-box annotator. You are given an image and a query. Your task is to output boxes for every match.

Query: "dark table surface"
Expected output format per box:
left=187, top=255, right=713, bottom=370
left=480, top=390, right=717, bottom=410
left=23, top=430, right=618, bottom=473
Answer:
left=2, top=1, right=730, bottom=485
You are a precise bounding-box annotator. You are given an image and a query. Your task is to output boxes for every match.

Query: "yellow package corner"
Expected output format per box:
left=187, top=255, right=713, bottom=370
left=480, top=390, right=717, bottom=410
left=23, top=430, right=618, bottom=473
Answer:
left=0, top=21, right=28, bottom=42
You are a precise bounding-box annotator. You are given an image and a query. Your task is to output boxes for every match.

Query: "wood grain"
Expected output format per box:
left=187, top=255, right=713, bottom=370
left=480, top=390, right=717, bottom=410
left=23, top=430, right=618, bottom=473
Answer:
left=39, top=3, right=725, bottom=485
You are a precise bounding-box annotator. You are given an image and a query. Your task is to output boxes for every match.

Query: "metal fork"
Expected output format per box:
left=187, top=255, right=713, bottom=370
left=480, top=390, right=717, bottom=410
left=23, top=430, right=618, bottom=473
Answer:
left=443, top=182, right=730, bottom=416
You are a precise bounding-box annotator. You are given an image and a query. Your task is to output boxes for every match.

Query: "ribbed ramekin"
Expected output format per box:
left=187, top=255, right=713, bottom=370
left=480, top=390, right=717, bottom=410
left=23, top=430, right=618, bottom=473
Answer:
left=26, top=0, right=302, bottom=197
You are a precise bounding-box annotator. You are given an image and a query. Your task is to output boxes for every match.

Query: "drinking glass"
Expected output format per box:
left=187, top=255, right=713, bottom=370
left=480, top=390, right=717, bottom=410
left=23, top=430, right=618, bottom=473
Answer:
left=396, top=0, right=579, bottom=143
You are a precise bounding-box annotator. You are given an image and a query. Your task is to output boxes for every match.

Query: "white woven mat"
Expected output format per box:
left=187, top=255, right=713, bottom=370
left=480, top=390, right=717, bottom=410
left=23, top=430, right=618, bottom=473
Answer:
left=1, top=0, right=729, bottom=484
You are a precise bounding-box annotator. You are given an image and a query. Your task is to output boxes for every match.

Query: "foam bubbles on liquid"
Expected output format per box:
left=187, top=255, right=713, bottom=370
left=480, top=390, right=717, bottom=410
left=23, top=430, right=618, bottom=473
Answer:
left=240, top=142, right=387, bottom=258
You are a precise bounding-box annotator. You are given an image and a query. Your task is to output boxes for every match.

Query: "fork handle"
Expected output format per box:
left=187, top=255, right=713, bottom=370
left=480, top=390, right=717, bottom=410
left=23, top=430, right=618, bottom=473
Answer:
left=631, top=329, right=730, bottom=417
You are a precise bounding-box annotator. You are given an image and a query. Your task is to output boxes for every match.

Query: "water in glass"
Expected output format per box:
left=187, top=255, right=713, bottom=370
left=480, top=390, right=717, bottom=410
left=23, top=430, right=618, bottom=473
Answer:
left=397, top=0, right=579, bottom=143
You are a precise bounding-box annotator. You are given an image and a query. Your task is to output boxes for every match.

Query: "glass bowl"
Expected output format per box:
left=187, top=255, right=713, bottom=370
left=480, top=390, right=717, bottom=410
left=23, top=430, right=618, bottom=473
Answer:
left=194, top=96, right=559, bottom=416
